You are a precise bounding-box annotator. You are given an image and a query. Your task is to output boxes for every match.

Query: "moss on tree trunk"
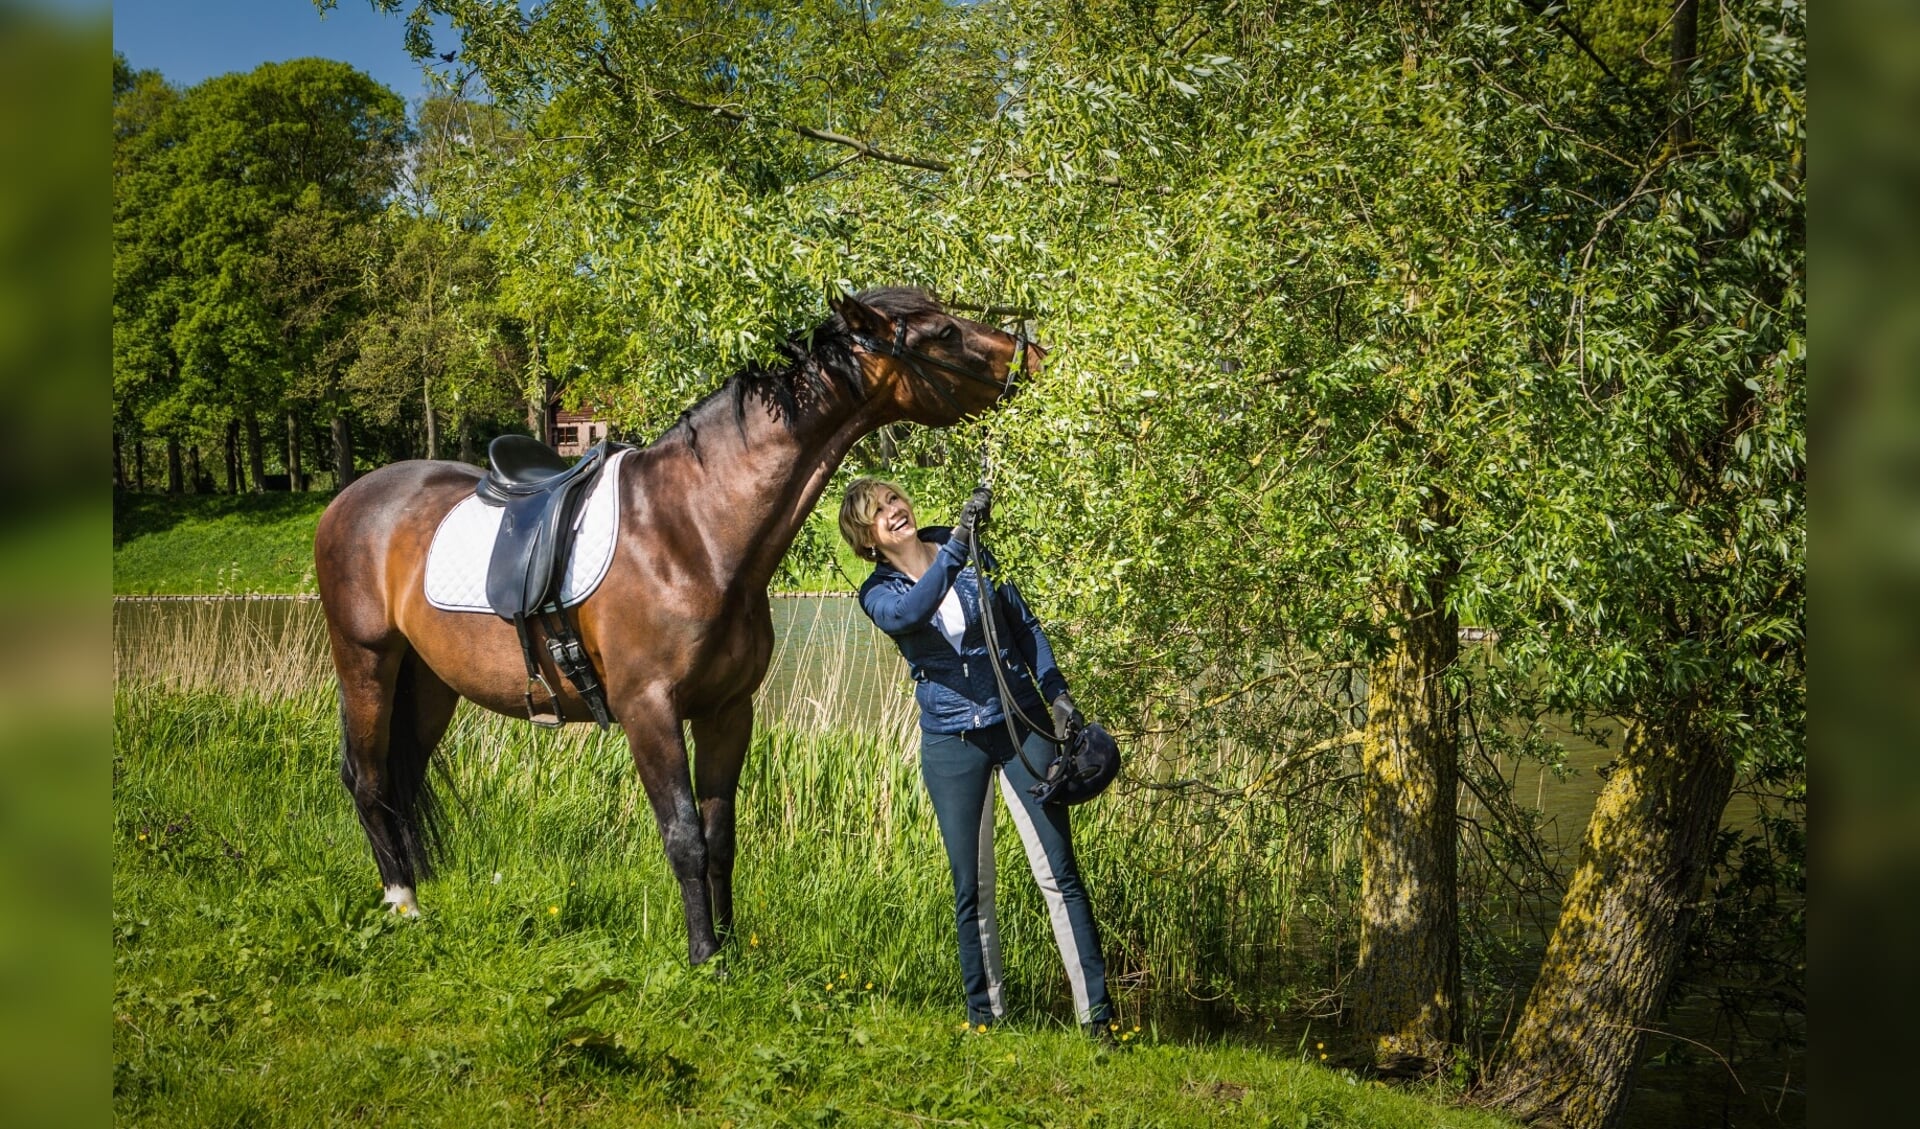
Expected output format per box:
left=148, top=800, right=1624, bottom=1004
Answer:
left=1354, top=572, right=1461, bottom=1073
left=1480, top=721, right=1735, bottom=1128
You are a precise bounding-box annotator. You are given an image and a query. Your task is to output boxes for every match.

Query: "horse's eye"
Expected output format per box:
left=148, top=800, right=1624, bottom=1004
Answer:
left=939, top=325, right=957, bottom=341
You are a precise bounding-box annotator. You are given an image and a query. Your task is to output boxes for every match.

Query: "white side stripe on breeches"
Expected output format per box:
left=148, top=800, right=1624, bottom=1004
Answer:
left=997, top=769, right=1093, bottom=1023
left=974, top=787, right=1005, bottom=1018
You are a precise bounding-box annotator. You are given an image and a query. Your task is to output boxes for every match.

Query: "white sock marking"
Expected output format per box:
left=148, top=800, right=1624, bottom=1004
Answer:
left=383, top=885, right=419, bottom=916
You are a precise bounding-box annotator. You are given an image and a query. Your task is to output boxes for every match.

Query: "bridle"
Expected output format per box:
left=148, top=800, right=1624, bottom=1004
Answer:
left=845, top=315, right=1028, bottom=420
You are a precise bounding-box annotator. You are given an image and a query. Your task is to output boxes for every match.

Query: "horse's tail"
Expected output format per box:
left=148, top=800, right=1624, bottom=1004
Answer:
left=337, top=657, right=445, bottom=886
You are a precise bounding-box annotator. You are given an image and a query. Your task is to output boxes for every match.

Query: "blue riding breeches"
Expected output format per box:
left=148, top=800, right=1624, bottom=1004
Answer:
left=919, top=723, right=1113, bottom=1028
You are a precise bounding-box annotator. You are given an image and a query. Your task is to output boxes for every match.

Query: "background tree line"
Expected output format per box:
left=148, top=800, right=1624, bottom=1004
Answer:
left=112, top=53, right=535, bottom=494
left=114, top=2, right=1803, bottom=1126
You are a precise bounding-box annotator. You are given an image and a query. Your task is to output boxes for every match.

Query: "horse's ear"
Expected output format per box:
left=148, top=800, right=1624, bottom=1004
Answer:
left=830, top=291, right=890, bottom=338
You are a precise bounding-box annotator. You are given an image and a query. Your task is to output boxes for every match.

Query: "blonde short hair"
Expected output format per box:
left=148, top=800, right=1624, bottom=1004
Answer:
left=839, top=477, right=912, bottom=562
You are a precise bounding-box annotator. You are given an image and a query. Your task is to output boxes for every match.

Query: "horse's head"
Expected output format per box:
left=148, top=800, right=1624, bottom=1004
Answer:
left=829, top=288, right=1046, bottom=426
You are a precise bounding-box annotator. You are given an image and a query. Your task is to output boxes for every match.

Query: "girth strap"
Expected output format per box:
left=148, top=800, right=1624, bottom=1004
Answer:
left=512, top=609, right=614, bottom=730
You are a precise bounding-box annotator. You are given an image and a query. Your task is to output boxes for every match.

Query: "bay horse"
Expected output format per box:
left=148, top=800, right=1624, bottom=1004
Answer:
left=314, top=288, right=1043, bottom=965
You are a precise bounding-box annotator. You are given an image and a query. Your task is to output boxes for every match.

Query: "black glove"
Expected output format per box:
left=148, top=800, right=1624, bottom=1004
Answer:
left=1051, top=691, right=1086, bottom=741
left=950, top=486, right=992, bottom=548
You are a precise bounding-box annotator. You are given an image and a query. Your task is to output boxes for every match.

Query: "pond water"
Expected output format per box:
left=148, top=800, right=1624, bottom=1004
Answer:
left=113, top=596, right=1802, bottom=1128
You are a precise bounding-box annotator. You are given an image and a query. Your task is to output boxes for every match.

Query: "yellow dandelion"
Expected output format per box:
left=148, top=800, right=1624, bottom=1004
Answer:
left=1132, top=1026, right=1141, bottom=1033
left=1319, top=1053, right=1329, bottom=1061
left=958, top=1021, right=970, bottom=1032
left=825, top=982, right=834, bottom=991
left=749, top=933, right=760, bottom=947
left=976, top=1023, right=989, bottom=1033
left=137, top=833, right=147, bottom=841
left=548, top=905, right=559, bottom=915
left=1315, top=1041, right=1324, bottom=1050
left=1108, top=1022, right=1119, bottom=1032
left=865, top=982, right=873, bottom=990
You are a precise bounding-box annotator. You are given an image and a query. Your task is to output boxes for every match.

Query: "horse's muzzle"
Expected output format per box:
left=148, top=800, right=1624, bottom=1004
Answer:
left=1002, top=337, right=1048, bottom=399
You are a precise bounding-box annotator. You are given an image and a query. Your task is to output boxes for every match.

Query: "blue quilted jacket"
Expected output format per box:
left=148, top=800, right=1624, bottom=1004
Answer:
left=857, top=527, right=1069, bottom=735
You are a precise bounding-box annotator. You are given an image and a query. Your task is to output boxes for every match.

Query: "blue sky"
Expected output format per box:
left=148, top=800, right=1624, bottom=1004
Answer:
left=112, top=0, right=448, bottom=105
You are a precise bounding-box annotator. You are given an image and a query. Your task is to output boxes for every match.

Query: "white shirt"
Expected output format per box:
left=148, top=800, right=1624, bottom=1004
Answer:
left=934, top=585, right=967, bottom=653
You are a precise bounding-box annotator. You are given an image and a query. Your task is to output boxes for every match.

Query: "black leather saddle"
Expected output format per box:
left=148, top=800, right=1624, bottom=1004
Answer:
left=478, top=435, right=626, bottom=727
left=480, top=435, right=616, bottom=619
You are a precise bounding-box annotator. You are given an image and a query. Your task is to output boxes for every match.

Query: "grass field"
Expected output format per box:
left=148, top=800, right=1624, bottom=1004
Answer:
left=113, top=492, right=333, bottom=595
left=112, top=672, right=1504, bottom=1126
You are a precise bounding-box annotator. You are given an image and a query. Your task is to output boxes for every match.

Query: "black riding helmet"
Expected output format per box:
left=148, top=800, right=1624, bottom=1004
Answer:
left=1027, top=722, right=1121, bottom=806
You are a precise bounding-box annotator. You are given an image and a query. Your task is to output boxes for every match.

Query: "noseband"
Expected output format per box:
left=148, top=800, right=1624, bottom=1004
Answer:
left=846, top=316, right=1026, bottom=416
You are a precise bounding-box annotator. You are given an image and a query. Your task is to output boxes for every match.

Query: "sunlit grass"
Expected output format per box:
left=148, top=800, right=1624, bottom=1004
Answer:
left=106, top=596, right=1464, bottom=1124
left=113, top=492, right=331, bottom=595
left=112, top=683, right=1503, bottom=1126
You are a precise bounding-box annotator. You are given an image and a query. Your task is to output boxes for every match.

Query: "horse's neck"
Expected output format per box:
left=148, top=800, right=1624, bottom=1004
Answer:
left=655, top=381, right=885, bottom=592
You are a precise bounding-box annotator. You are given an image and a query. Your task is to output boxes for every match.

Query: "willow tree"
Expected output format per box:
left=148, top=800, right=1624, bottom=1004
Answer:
left=1472, top=1, right=1805, bottom=1123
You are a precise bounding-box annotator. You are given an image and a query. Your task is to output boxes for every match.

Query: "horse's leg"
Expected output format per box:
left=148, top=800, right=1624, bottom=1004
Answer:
left=336, top=643, right=455, bottom=915
left=386, top=651, right=461, bottom=911
left=690, top=698, right=753, bottom=946
left=623, top=691, right=722, bottom=965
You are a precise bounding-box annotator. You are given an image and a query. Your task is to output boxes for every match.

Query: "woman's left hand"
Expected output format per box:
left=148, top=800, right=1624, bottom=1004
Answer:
left=1051, top=692, right=1085, bottom=740
left=951, top=486, right=992, bottom=547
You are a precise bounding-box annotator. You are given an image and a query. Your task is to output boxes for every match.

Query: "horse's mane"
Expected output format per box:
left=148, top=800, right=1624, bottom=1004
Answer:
left=660, top=287, right=944, bottom=452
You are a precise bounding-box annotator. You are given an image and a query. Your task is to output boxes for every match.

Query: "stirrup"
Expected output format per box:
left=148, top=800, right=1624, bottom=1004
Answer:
left=524, top=673, right=564, bottom=728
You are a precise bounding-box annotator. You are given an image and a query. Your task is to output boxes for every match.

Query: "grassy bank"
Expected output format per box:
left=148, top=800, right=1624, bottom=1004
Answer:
left=113, top=491, right=333, bottom=595
left=112, top=680, right=1501, bottom=1127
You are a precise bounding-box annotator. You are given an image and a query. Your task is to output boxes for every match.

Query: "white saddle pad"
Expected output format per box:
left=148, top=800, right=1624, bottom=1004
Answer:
left=423, top=448, right=633, bottom=614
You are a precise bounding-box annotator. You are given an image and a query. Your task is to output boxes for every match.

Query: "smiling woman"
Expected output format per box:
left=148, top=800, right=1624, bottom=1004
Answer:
left=838, top=477, right=1112, bottom=1040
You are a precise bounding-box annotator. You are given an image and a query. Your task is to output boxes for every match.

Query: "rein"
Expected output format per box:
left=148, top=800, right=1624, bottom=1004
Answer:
left=971, top=524, right=1069, bottom=784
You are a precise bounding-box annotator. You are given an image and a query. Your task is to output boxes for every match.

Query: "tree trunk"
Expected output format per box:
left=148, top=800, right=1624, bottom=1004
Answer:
left=528, top=375, right=553, bottom=444
left=331, top=410, right=357, bottom=490
left=1480, top=721, right=1736, bottom=1129
left=113, top=431, right=126, bottom=491
left=527, top=328, right=549, bottom=443
left=166, top=436, right=183, bottom=495
left=458, top=412, right=474, bottom=464
left=423, top=377, right=438, bottom=460
left=286, top=411, right=303, bottom=490
left=223, top=419, right=241, bottom=494
left=1668, top=0, right=1698, bottom=150
left=244, top=407, right=266, bottom=492
left=134, top=438, right=146, bottom=493
left=1353, top=568, right=1461, bottom=1073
